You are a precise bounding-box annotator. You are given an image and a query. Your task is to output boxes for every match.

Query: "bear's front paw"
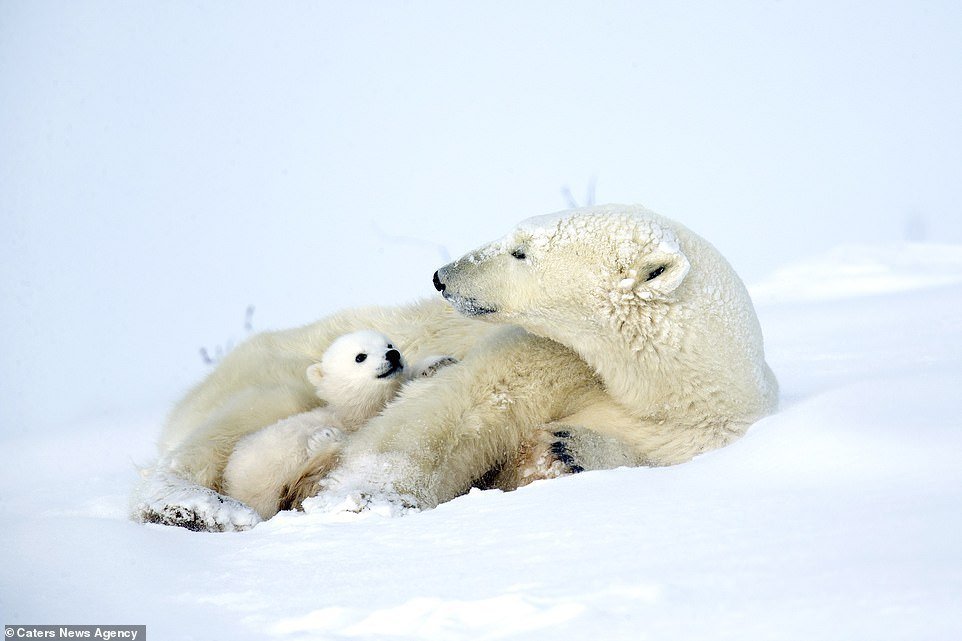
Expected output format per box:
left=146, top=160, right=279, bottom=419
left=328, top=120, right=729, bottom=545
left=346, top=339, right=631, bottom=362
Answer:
left=135, top=483, right=261, bottom=532
left=133, top=467, right=262, bottom=532
left=410, top=355, right=459, bottom=379
left=519, top=429, right=585, bottom=482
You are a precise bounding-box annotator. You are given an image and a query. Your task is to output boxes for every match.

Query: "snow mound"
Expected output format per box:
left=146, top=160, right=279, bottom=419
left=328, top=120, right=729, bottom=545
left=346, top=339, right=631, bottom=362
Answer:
left=750, top=243, right=962, bottom=303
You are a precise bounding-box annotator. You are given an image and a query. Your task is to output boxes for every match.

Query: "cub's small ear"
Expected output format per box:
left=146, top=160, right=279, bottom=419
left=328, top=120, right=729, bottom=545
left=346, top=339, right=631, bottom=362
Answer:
left=305, top=363, right=324, bottom=388
left=620, top=248, right=691, bottom=295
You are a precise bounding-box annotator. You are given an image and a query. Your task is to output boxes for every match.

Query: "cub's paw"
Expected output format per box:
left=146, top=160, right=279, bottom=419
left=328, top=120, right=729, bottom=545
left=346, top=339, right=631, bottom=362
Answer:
left=410, top=355, right=459, bottom=379
left=306, top=426, right=343, bottom=455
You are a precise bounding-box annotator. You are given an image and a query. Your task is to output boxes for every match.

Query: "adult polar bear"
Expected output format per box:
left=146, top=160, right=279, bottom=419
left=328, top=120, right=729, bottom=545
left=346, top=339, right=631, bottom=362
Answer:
left=134, top=204, right=778, bottom=531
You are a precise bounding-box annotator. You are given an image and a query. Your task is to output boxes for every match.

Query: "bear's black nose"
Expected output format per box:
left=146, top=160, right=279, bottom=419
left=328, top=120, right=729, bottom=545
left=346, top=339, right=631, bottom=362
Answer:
left=386, top=349, right=401, bottom=366
left=432, top=270, right=445, bottom=292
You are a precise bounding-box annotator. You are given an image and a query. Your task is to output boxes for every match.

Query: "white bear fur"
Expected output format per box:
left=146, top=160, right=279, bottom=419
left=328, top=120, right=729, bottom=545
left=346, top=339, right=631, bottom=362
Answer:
left=221, top=330, right=407, bottom=519
left=133, top=204, right=778, bottom=530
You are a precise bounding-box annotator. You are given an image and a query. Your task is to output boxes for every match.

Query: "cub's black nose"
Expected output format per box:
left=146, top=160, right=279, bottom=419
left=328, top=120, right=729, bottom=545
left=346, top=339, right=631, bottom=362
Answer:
left=386, top=349, right=401, bottom=366
left=432, top=270, right=445, bottom=292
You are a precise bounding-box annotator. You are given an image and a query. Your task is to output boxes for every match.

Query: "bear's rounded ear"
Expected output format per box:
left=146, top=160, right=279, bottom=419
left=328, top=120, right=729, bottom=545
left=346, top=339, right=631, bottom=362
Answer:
left=622, top=247, right=691, bottom=295
left=305, top=363, right=324, bottom=388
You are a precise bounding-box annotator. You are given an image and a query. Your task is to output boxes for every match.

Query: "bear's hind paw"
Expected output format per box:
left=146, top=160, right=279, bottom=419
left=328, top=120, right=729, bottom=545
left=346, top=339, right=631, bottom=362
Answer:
left=548, top=431, right=586, bottom=474
left=519, top=429, right=586, bottom=482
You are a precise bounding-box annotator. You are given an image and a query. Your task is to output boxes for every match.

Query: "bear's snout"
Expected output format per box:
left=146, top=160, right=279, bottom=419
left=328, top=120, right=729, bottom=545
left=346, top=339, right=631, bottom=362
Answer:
left=432, top=270, right=445, bottom=292
left=386, top=349, right=401, bottom=366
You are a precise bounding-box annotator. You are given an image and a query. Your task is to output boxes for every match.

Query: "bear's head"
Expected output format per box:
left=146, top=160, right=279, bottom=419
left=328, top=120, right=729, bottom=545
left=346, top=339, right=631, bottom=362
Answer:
left=433, top=205, right=693, bottom=345
left=306, top=330, right=406, bottom=428
left=434, top=204, right=777, bottom=425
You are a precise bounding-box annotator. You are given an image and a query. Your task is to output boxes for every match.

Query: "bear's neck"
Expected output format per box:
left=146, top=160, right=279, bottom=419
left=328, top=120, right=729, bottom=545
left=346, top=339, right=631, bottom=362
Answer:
left=572, top=332, right=666, bottom=412
left=533, top=307, right=683, bottom=416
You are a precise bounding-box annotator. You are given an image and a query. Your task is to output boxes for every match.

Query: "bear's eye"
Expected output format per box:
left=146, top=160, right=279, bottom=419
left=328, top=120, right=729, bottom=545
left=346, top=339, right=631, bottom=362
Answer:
left=646, top=265, right=667, bottom=281
left=387, top=344, right=393, bottom=349
left=355, top=353, right=367, bottom=363
left=511, top=248, right=527, bottom=260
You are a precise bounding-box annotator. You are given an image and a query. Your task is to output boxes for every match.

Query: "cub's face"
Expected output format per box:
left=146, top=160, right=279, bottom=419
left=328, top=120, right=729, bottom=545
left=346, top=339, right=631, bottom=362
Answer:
left=307, top=330, right=405, bottom=408
left=433, top=209, right=690, bottom=334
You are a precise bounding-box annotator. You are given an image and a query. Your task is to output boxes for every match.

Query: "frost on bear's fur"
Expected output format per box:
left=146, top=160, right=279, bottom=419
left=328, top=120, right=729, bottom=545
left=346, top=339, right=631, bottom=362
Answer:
left=133, top=204, right=778, bottom=531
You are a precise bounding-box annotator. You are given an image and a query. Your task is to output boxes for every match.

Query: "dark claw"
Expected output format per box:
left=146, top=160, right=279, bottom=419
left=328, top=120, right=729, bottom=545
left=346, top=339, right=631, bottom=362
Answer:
left=549, top=432, right=582, bottom=472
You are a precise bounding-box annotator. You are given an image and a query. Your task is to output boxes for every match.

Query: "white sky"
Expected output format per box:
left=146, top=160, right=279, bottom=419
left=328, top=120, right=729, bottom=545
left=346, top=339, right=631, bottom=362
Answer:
left=2, top=1, right=961, bottom=432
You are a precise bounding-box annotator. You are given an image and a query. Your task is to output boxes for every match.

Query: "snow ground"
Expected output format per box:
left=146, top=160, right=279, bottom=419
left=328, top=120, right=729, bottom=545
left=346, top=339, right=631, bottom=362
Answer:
left=1, top=245, right=960, bottom=640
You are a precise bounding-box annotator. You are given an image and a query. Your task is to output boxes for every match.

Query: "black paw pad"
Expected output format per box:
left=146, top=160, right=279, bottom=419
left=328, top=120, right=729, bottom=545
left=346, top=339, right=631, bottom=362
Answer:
left=550, top=438, right=584, bottom=474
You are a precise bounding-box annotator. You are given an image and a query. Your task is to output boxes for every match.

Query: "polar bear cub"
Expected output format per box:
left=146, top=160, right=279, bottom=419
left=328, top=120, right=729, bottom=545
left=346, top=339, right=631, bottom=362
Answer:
left=223, top=330, right=455, bottom=520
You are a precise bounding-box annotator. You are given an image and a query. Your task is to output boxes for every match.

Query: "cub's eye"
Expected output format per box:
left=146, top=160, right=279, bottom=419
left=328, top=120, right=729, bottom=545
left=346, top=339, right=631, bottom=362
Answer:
left=510, top=248, right=527, bottom=260
left=646, top=265, right=667, bottom=281
left=355, top=353, right=367, bottom=363
left=387, top=344, right=393, bottom=349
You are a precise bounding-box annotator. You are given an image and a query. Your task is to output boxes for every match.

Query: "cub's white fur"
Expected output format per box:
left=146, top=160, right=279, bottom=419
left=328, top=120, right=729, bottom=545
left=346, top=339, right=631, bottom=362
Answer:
left=134, top=205, right=778, bottom=531
left=221, top=330, right=455, bottom=519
